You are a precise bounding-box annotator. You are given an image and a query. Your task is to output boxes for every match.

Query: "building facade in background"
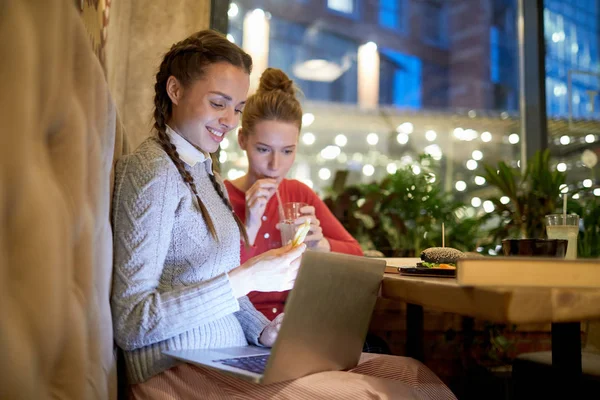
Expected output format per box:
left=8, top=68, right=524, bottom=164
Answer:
left=224, top=0, right=600, bottom=206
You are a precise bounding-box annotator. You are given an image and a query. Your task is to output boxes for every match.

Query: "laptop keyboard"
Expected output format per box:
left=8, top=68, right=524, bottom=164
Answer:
left=213, top=354, right=270, bottom=374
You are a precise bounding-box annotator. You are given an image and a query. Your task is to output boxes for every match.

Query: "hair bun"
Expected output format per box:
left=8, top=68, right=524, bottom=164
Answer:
left=257, top=68, right=296, bottom=96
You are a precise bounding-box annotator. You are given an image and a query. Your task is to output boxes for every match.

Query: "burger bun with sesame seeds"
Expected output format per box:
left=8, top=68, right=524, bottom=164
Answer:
left=418, top=247, right=465, bottom=269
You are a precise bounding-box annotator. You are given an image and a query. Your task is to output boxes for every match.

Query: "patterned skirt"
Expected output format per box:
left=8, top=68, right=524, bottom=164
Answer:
left=131, top=353, right=457, bottom=400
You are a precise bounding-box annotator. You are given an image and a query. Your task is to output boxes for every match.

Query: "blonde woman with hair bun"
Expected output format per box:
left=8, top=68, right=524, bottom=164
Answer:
left=225, top=68, right=363, bottom=321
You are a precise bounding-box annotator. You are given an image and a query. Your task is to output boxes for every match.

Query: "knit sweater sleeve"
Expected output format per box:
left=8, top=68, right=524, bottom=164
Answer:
left=111, top=153, right=240, bottom=351
left=234, top=296, right=270, bottom=345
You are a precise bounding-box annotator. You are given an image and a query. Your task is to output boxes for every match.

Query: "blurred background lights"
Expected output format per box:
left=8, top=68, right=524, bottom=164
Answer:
left=464, top=129, right=478, bottom=141
left=509, top=133, right=520, bottom=144
left=228, top=2, right=239, bottom=17
left=585, top=134, right=596, bottom=143
left=480, top=131, right=492, bottom=142
left=220, top=137, right=230, bottom=149
left=396, top=132, right=409, bottom=144
left=453, top=127, right=464, bottom=139
left=318, top=167, right=331, bottom=180
left=397, top=122, right=414, bottom=134
left=321, top=145, right=341, bottom=160
left=302, top=132, right=315, bottom=145
left=366, top=132, right=379, bottom=145
left=455, top=181, right=467, bottom=191
left=424, top=144, right=442, bottom=160
left=334, top=134, right=347, bottom=147
left=483, top=200, right=495, bottom=213
left=302, top=113, right=315, bottom=127
left=425, top=130, right=437, bottom=141
left=363, top=164, right=375, bottom=176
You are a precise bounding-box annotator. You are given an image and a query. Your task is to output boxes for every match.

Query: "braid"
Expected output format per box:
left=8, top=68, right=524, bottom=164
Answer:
left=154, top=96, right=219, bottom=241
left=207, top=172, right=249, bottom=246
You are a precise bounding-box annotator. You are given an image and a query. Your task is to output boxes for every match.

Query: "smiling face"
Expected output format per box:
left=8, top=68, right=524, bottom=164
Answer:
left=239, top=120, right=299, bottom=184
left=167, top=62, right=250, bottom=154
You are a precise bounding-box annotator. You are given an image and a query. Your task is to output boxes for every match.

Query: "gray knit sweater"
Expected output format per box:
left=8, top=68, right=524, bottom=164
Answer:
left=111, top=138, right=269, bottom=384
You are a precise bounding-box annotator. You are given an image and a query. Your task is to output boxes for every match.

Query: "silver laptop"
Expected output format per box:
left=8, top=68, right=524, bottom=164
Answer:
left=163, top=250, right=386, bottom=384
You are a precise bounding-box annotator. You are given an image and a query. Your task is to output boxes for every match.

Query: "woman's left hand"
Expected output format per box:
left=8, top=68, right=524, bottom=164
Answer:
left=295, top=205, right=331, bottom=252
left=259, top=313, right=284, bottom=347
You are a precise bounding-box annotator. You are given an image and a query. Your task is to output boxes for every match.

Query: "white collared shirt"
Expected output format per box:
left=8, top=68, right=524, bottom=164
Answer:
left=166, top=125, right=213, bottom=174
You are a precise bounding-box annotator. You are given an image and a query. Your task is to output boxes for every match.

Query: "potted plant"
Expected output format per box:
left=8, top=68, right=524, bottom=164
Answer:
left=568, top=193, right=600, bottom=258
left=481, top=149, right=566, bottom=244
left=324, top=155, right=481, bottom=256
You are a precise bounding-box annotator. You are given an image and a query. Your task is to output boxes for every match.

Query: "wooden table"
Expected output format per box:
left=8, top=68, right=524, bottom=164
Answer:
left=380, top=271, right=600, bottom=387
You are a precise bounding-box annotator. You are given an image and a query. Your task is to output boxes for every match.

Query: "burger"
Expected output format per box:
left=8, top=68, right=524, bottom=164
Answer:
left=418, top=247, right=465, bottom=269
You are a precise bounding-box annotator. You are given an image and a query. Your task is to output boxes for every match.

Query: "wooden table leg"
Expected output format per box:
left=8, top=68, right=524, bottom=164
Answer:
left=406, top=303, right=424, bottom=361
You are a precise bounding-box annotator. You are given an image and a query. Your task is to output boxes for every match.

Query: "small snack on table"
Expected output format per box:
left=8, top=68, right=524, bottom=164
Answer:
left=418, top=247, right=465, bottom=270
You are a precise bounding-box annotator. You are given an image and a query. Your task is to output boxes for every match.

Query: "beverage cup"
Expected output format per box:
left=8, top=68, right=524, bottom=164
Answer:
left=280, top=202, right=307, bottom=245
left=545, top=214, right=579, bottom=259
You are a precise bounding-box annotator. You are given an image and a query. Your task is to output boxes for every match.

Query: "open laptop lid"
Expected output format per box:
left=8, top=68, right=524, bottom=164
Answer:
left=261, top=251, right=386, bottom=384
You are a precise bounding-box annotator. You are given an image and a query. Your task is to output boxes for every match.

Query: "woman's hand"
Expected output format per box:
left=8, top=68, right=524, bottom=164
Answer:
left=244, top=178, right=277, bottom=245
left=229, top=243, right=306, bottom=297
left=293, top=205, right=331, bottom=252
left=245, top=178, right=277, bottom=228
left=259, top=313, right=284, bottom=347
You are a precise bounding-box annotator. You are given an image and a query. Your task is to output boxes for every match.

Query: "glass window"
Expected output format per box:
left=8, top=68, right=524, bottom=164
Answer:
left=490, top=26, right=500, bottom=84
left=421, top=0, right=447, bottom=47
left=543, top=1, right=600, bottom=201
left=379, top=0, right=404, bottom=31
left=328, top=0, right=354, bottom=14
left=224, top=0, right=522, bottom=193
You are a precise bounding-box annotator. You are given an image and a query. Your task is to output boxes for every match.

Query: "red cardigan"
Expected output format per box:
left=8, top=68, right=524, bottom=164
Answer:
left=224, top=178, right=363, bottom=320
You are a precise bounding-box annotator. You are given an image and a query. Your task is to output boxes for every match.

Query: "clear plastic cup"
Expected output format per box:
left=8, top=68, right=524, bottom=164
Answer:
left=545, top=214, right=579, bottom=259
left=280, top=202, right=307, bottom=245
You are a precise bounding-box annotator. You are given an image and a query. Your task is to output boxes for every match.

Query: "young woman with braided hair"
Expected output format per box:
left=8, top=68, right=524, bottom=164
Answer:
left=111, top=30, right=456, bottom=399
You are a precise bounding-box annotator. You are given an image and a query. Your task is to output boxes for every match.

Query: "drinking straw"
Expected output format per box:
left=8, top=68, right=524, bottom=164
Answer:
left=275, top=187, right=285, bottom=221
left=563, top=194, right=567, bottom=225
left=442, top=222, right=445, bottom=248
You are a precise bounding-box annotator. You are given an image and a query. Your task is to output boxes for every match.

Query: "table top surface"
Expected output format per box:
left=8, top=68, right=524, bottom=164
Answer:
left=380, top=258, right=600, bottom=324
